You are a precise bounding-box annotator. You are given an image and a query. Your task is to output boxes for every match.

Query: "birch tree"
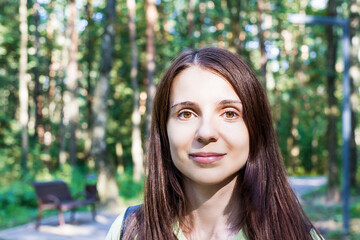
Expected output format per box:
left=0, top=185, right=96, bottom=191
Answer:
left=84, top=0, right=95, bottom=158
left=145, top=0, right=158, bottom=136
left=349, top=0, right=359, bottom=187
left=59, top=3, right=70, bottom=165
left=65, top=0, right=80, bottom=165
left=91, top=0, right=119, bottom=206
left=127, top=0, right=144, bottom=181
left=19, top=0, right=29, bottom=173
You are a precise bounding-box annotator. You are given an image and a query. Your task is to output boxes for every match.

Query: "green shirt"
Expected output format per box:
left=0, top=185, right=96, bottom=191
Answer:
left=105, top=212, right=323, bottom=240
left=173, top=221, right=247, bottom=240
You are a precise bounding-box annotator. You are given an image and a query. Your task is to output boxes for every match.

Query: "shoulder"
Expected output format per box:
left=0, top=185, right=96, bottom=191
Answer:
left=311, top=228, right=325, bottom=240
left=105, top=211, right=126, bottom=240
left=105, top=204, right=143, bottom=240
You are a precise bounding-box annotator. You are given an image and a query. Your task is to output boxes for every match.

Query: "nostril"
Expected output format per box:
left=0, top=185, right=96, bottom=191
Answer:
left=196, top=129, right=218, bottom=144
left=197, top=135, right=218, bottom=144
left=195, top=118, right=219, bottom=143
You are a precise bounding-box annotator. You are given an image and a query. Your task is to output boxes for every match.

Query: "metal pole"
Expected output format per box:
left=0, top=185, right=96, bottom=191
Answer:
left=341, top=20, right=351, bottom=234
left=287, top=14, right=352, bottom=234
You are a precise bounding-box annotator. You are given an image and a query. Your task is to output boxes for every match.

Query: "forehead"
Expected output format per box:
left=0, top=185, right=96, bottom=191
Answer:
left=169, top=66, right=240, bottom=103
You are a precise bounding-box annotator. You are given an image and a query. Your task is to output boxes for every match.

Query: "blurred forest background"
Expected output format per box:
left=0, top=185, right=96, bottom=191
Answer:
left=0, top=0, right=360, bottom=237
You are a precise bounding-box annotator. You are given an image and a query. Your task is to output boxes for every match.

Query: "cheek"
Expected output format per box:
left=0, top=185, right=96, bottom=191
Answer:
left=221, top=123, right=249, bottom=151
left=167, top=121, right=196, bottom=155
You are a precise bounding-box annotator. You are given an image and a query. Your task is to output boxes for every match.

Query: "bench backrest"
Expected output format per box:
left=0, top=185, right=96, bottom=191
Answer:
left=85, top=184, right=100, bottom=201
left=32, top=180, right=73, bottom=203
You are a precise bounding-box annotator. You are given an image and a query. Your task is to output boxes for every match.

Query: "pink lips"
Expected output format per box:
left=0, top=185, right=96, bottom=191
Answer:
left=189, top=152, right=226, bottom=164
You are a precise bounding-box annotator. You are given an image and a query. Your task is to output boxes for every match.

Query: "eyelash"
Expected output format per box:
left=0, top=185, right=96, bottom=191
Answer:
left=177, top=109, right=240, bottom=120
left=178, top=110, right=196, bottom=120
left=222, top=111, right=239, bottom=119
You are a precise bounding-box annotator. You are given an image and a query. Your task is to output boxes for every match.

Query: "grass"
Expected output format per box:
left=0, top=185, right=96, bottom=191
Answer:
left=0, top=169, right=143, bottom=230
left=301, top=186, right=360, bottom=240
left=0, top=195, right=142, bottom=231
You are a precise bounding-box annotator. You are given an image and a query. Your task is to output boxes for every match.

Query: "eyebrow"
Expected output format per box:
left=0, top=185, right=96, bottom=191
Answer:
left=218, top=100, right=242, bottom=105
left=170, top=100, right=242, bottom=109
left=170, top=101, right=196, bottom=109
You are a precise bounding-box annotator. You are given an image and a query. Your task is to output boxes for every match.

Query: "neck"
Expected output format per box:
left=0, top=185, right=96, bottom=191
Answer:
left=181, top=174, right=241, bottom=240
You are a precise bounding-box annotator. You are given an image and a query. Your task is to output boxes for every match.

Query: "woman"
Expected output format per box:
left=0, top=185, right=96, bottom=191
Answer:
left=106, top=47, right=323, bottom=239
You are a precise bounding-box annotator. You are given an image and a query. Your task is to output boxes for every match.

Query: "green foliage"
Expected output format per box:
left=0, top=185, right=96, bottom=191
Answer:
left=302, top=186, right=360, bottom=239
left=351, top=201, right=360, bottom=219
left=0, top=181, right=37, bottom=210
left=117, top=171, right=143, bottom=200
left=0, top=178, right=37, bottom=229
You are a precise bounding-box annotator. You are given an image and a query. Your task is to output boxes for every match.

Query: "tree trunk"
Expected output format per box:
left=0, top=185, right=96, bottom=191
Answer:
left=59, top=82, right=67, bottom=165
left=257, top=0, right=267, bottom=90
left=288, top=95, right=299, bottom=173
left=273, top=0, right=284, bottom=130
left=187, top=0, right=196, bottom=47
left=326, top=0, right=340, bottom=202
left=65, top=0, right=79, bottom=165
left=85, top=0, right=94, bottom=125
left=349, top=0, right=359, bottom=187
left=33, top=1, right=44, bottom=143
left=145, top=0, right=158, bottom=136
left=19, top=0, right=29, bottom=174
left=84, top=0, right=95, bottom=159
left=226, top=0, right=242, bottom=55
left=157, top=2, right=168, bottom=47
left=59, top=3, right=69, bottom=165
left=127, top=0, right=144, bottom=182
left=350, top=79, right=358, bottom=188
left=44, top=0, right=55, bottom=151
left=91, top=0, right=119, bottom=207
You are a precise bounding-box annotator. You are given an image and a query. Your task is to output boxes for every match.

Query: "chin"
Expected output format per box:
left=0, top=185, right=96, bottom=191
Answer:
left=186, top=173, right=239, bottom=187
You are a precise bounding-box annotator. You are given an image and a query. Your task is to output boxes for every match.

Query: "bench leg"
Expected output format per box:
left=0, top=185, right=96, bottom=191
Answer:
left=58, top=208, right=65, bottom=226
left=35, top=208, right=42, bottom=229
left=70, top=209, right=76, bottom=222
left=91, top=204, right=96, bottom=221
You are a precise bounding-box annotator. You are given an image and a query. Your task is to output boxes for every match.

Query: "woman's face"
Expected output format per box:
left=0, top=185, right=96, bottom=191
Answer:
left=166, top=66, right=249, bottom=186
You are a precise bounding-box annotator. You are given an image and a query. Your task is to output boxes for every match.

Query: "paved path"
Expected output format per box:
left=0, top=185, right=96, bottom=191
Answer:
left=0, top=211, right=119, bottom=240
left=288, top=176, right=327, bottom=198
left=0, top=176, right=327, bottom=240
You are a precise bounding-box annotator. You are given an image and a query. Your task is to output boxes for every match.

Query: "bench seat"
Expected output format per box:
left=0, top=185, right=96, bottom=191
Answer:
left=32, top=180, right=99, bottom=229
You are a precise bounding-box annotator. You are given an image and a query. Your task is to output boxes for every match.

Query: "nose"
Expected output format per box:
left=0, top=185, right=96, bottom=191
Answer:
left=195, top=117, right=219, bottom=144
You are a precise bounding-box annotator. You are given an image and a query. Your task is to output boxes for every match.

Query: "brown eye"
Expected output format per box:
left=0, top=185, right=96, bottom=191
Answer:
left=224, top=111, right=238, bottom=119
left=179, top=111, right=194, bottom=119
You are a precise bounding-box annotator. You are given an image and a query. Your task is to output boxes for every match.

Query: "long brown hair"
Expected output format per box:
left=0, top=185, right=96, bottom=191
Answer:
left=124, top=47, right=320, bottom=239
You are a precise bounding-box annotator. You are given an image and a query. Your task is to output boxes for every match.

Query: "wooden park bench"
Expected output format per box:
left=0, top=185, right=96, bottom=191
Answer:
left=32, top=180, right=99, bottom=229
